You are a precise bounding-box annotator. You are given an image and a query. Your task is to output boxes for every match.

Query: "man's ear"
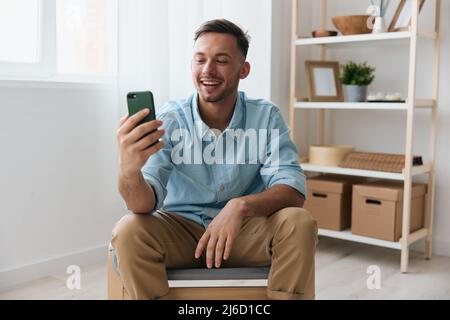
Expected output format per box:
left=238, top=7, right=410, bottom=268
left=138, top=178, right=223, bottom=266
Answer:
left=239, top=61, right=251, bottom=80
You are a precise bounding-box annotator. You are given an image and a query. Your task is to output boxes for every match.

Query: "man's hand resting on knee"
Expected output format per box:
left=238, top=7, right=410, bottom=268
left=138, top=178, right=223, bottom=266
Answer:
left=194, top=185, right=305, bottom=269
left=194, top=198, right=245, bottom=269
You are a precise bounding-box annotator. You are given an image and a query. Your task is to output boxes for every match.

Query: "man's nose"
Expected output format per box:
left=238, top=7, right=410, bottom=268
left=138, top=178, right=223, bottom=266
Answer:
left=201, top=61, right=217, bottom=76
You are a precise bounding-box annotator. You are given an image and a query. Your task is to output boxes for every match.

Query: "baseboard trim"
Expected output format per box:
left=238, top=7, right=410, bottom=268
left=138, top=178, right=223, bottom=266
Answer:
left=410, top=237, right=450, bottom=257
left=0, top=244, right=108, bottom=292
left=429, top=238, right=450, bottom=257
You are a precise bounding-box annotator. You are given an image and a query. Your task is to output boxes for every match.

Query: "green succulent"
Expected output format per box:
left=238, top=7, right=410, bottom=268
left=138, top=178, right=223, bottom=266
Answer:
left=339, top=61, right=375, bottom=86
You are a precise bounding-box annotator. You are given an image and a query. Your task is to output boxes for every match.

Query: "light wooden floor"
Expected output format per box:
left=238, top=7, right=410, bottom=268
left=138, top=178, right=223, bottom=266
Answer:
left=1, top=237, right=449, bottom=300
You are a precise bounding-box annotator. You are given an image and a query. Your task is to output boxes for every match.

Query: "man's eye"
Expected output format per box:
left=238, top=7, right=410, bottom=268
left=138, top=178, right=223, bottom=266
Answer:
left=195, top=59, right=205, bottom=64
left=217, top=60, right=228, bottom=64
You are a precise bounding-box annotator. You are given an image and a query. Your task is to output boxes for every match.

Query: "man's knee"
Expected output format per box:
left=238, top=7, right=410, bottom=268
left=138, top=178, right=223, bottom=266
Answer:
left=111, top=214, right=155, bottom=247
left=274, top=207, right=318, bottom=244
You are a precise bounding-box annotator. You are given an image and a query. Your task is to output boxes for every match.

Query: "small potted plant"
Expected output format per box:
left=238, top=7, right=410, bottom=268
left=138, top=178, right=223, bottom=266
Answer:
left=339, top=61, right=375, bottom=102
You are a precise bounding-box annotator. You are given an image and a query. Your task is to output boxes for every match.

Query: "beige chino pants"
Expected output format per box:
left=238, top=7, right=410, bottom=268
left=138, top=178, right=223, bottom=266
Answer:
left=111, top=207, right=318, bottom=300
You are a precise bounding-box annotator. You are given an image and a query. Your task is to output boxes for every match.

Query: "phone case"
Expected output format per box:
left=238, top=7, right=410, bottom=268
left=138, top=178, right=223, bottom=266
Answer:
left=126, top=91, right=156, bottom=125
left=127, top=91, right=158, bottom=147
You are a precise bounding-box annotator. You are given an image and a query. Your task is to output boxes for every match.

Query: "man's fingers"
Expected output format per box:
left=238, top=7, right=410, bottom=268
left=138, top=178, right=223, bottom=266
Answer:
left=223, top=237, right=234, bottom=261
left=119, top=108, right=149, bottom=135
left=143, top=140, right=165, bottom=158
left=206, top=236, right=218, bottom=269
left=128, top=119, right=163, bottom=143
left=135, top=128, right=165, bottom=151
left=119, top=113, right=129, bottom=126
left=215, top=235, right=226, bottom=268
left=195, top=231, right=210, bottom=259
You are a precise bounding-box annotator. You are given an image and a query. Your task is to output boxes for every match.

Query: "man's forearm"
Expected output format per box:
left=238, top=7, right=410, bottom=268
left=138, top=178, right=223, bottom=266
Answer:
left=119, top=171, right=156, bottom=213
left=234, top=184, right=305, bottom=218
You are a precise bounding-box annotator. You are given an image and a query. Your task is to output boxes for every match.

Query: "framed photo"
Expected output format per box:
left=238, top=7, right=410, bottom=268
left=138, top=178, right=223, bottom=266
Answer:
left=388, top=0, right=426, bottom=32
left=305, top=60, right=343, bottom=102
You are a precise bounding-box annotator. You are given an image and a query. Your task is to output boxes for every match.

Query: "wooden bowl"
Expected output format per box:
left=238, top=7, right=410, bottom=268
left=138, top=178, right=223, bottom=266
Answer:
left=332, top=15, right=372, bottom=35
left=309, top=144, right=355, bottom=166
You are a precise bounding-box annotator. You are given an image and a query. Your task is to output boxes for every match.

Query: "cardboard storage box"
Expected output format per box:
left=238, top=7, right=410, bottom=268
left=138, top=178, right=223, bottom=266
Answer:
left=351, top=181, right=427, bottom=241
left=304, top=174, right=365, bottom=231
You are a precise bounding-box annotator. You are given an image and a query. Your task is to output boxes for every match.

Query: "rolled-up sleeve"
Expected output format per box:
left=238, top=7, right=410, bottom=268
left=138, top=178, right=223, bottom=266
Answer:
left=141, top=111, right=177, bottom=211
left=260, top=107, right=307, bottom=198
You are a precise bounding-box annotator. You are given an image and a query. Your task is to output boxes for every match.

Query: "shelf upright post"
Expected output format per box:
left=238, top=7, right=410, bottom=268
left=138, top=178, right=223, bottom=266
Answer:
left=289, top=0, right=298, bottom=140
left=424, top=0, right=441, bottom=259
left=318, top=0, right=327, bottom=145
left=401, top=0, right=420, bottom=273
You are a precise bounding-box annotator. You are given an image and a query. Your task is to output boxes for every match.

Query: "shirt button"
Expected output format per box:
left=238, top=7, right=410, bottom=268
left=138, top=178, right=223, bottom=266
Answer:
left=219, top=185, right=225, bottom=192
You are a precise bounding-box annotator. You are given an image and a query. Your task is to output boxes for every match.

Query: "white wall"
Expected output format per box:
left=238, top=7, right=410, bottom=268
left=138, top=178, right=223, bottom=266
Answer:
left=272, top=0, right=315, bottom=151
left=118, top=0, right=273, bottom=115
left=117, top=0, right=171, bottom=109
left=0, top=81, right=125, bottom=289
left=271, top=0, right=292, bottom=121
left=298, top=0, right=450, bottom=256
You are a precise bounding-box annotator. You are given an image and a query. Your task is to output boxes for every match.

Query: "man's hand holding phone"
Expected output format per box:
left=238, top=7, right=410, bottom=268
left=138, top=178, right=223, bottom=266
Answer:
left=117, top=109, right=165, bottom=178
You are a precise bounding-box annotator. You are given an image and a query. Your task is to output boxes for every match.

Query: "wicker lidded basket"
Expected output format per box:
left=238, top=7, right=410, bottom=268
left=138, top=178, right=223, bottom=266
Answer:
left=309, top=144, right=355, bottom=166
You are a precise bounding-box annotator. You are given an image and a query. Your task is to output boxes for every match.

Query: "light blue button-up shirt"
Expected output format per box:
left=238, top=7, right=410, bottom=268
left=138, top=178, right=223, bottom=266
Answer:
left=141, top=91, right=306, bottom=228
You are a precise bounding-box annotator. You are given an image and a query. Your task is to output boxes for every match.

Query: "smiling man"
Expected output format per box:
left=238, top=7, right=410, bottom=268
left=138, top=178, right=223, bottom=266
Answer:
left=112, top=19, right=318, bottom=300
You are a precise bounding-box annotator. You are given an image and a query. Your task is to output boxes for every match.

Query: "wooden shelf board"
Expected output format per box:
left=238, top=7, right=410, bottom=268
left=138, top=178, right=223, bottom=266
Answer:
left=318, top=228, right=402, bottom=249
left=295, top=99, right=434, bottom=110
left=301, top=163, right=431, bottom=180
left=319, top=227, right=429, bottom=249
left=295, top=31, right=435, bottom=46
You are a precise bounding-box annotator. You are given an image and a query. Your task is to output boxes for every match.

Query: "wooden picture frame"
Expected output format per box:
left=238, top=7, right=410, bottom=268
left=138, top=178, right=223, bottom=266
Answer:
left=388, top=0, right=426, bottom=32
left=305, top=60, right=343, bottom=102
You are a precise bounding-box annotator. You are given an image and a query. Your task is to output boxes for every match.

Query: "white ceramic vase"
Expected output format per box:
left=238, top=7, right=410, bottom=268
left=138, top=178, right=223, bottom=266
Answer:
left=372, top=16, right=386, bottom=33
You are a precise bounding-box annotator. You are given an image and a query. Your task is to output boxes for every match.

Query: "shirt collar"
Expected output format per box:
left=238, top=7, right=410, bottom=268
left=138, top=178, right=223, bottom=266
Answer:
left=191, top=91, right=245, bottom=140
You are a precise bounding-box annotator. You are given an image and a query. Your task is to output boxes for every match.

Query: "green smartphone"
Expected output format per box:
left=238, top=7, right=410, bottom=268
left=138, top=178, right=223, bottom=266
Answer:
left=127, top=91, right=156, bottom=124
left=126, top=91, right=158, bottom=145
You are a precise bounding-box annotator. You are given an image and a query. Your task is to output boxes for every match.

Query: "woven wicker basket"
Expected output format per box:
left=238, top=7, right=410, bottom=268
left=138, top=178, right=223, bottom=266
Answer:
left=339, top=152, right=423, bottom=173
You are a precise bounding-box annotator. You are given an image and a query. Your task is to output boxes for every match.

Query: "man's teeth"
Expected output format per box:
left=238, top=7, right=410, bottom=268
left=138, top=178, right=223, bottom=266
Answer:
left=201, top=80, right=220, bottom=85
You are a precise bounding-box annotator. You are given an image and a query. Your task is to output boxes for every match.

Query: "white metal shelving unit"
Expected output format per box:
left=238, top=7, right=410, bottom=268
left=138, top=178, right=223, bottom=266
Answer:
left=289, top=0, right=441, bottom=272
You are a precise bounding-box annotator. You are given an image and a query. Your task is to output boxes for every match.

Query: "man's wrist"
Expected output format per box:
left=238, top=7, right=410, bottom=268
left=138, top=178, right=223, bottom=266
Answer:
left=119, top=168, right=142, bottom=181
left=231, top=197, right=254, bottom=218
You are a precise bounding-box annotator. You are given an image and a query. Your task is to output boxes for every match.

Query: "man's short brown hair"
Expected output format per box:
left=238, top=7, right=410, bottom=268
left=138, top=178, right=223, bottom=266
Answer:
left=194, top=19, right=250, bottom=59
